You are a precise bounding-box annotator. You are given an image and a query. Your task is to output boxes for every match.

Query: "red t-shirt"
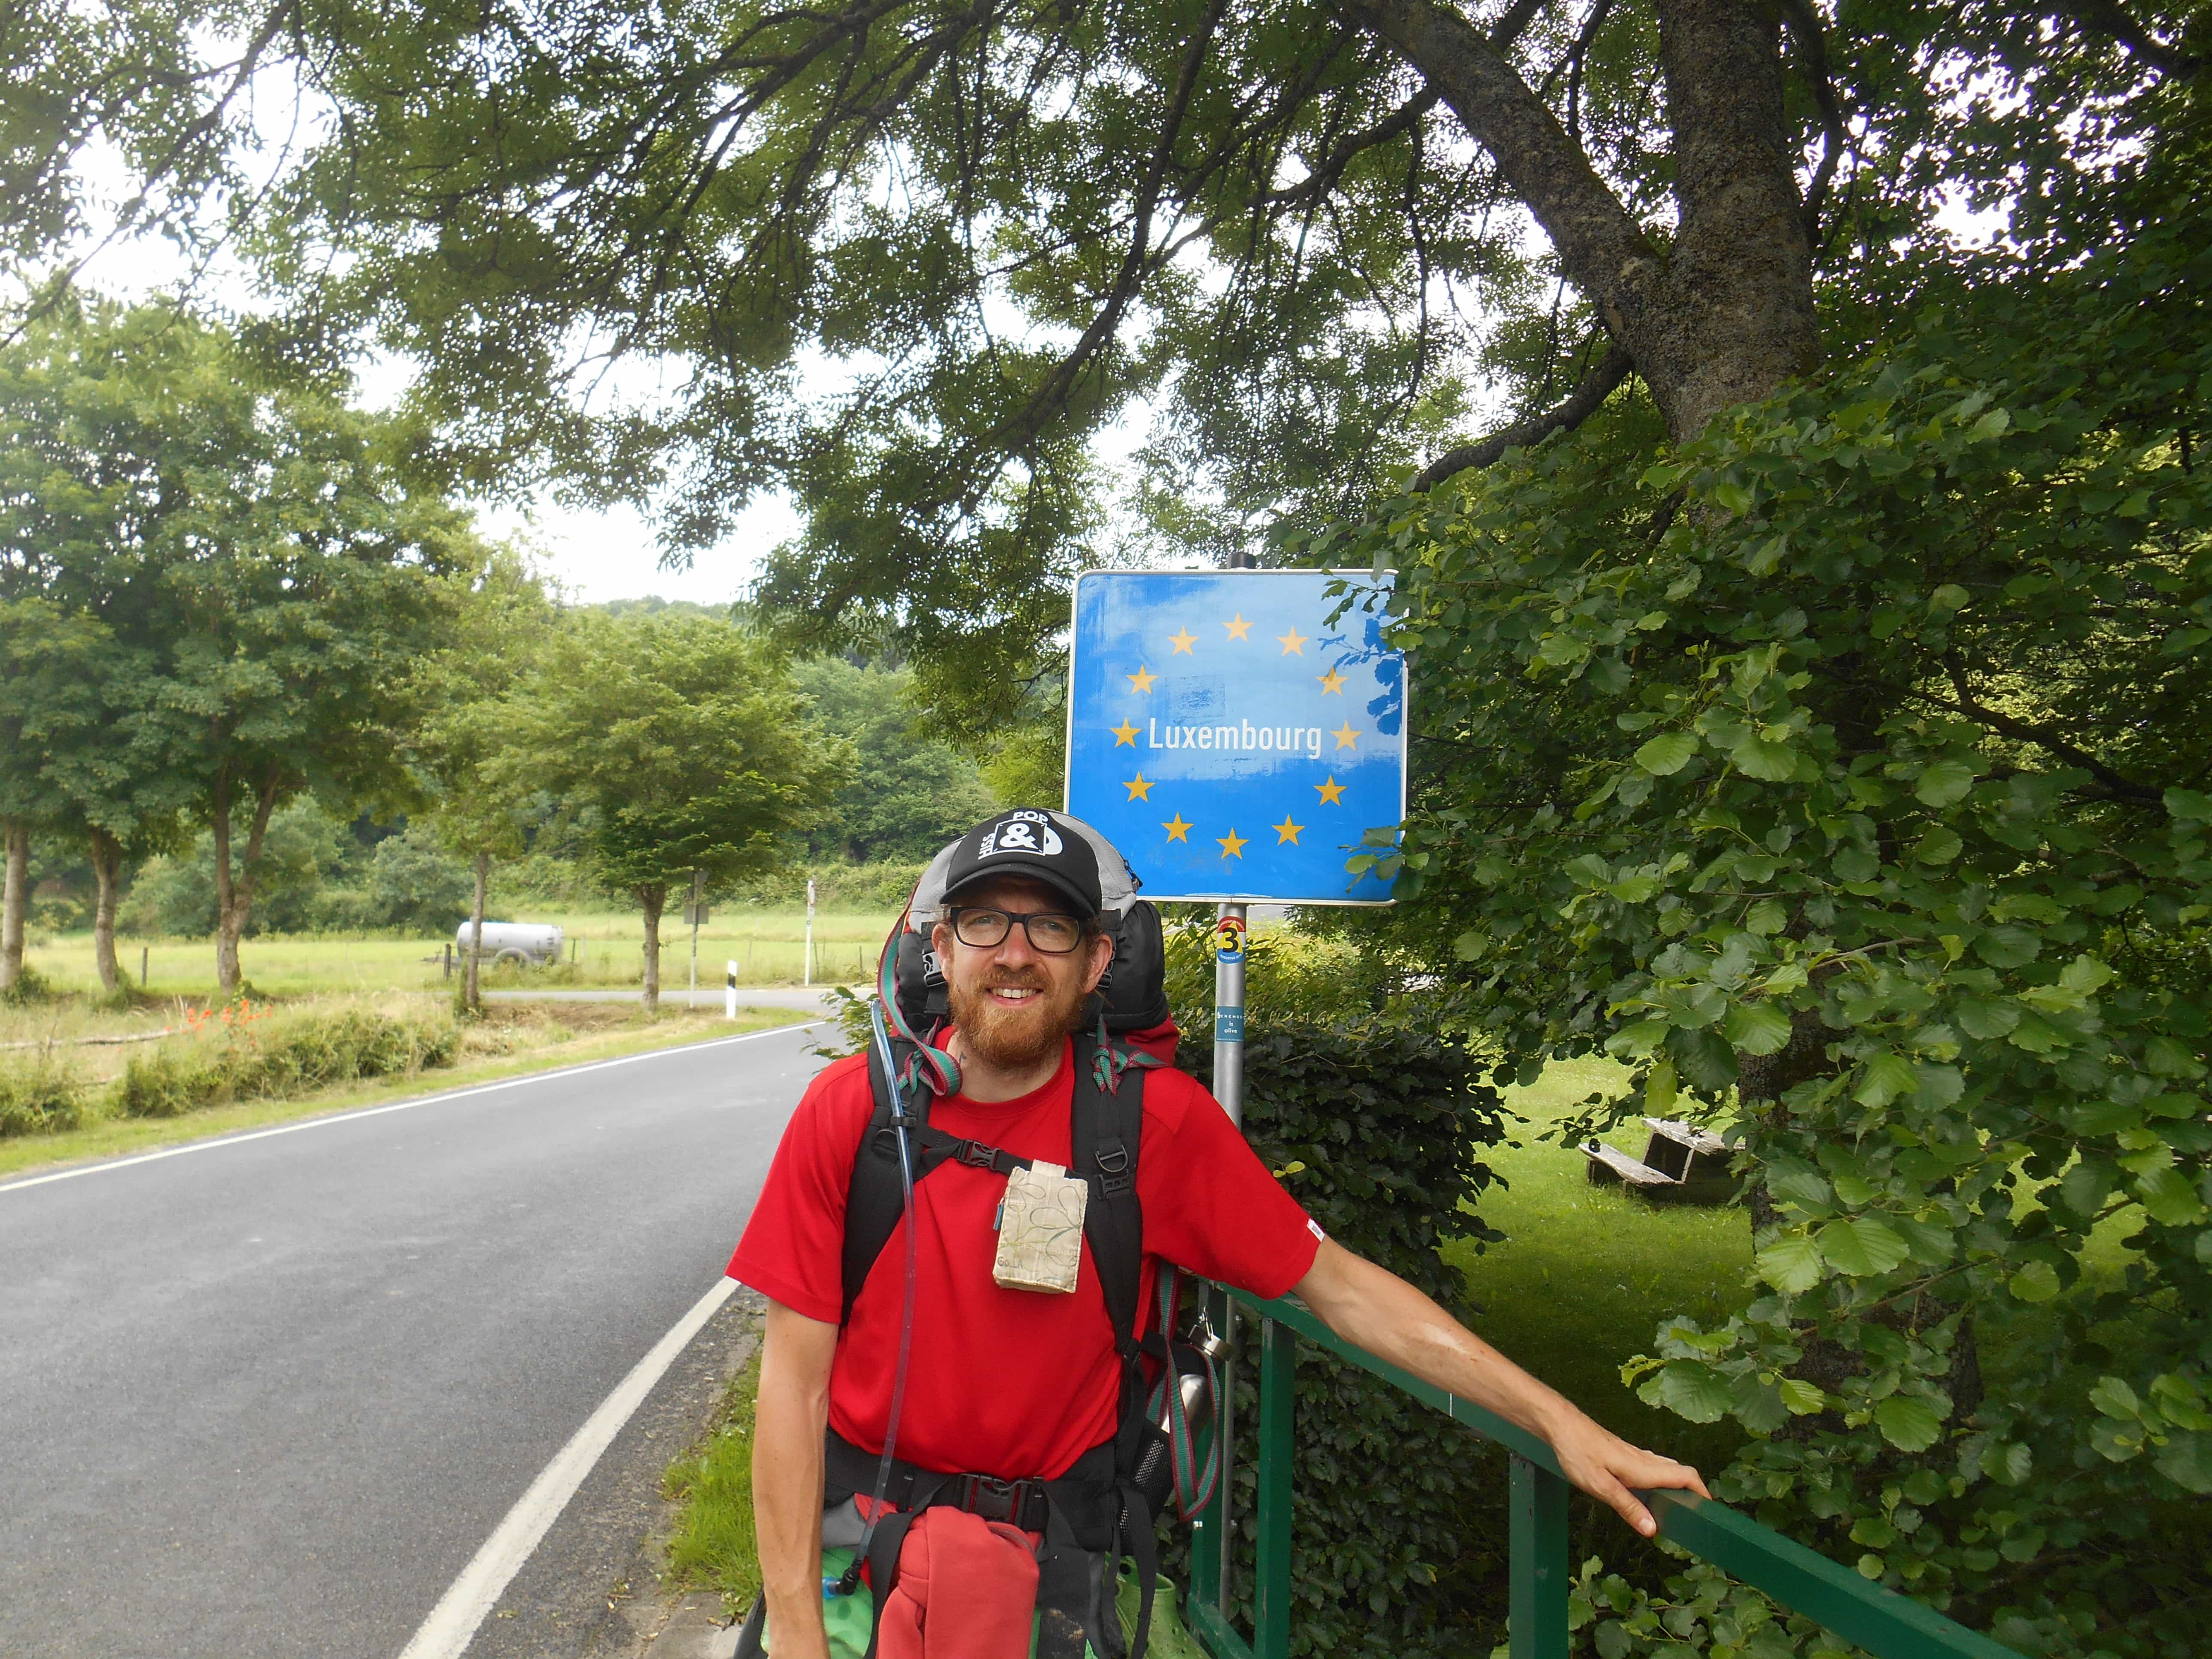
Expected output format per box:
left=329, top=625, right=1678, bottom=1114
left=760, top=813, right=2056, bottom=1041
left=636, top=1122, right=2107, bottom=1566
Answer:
left=727, top=1038, right=1322, bottom=1480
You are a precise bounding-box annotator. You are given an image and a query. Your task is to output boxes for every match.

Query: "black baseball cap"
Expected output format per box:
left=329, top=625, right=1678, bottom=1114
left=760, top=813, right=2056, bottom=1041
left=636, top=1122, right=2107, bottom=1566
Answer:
left=939, top=808, right=1104, bottom=919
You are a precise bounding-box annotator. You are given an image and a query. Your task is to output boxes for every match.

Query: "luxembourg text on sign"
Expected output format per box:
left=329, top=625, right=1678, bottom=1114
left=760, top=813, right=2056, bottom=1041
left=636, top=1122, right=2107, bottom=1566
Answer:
left=1064, top=570, right=1406, bottom=904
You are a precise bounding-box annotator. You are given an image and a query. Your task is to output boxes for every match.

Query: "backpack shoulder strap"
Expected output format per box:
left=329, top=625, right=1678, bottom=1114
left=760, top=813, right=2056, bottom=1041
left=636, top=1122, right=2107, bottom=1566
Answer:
left=840, top=1039, right=913, bottom=1327
left=843, top=1036, right=1047, bottom=1324
left=1071, top=1033, right=1146, bottom=1360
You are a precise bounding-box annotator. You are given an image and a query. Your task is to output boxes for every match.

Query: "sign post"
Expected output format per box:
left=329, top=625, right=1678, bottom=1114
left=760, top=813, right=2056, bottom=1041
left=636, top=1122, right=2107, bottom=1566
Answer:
left=687, top=869, right=706, bottom=993
left=804, top=877, right=817, bottom=987
left=1065, top=568, right=1405, bottom=1610
left=1212, top=909, right=1248, bottom=1126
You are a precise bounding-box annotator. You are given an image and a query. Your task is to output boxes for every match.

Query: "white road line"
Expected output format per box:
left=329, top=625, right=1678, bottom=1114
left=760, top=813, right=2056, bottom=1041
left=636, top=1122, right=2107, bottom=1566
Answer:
left=0, top=1022, right=824, bottom=1197
left=398, top=1274, right=744, bottom=1659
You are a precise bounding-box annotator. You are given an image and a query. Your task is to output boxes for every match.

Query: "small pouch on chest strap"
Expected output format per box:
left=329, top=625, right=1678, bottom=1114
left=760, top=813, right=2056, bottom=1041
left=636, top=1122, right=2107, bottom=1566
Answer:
left=992, top=1160, right=1089, bottom=1294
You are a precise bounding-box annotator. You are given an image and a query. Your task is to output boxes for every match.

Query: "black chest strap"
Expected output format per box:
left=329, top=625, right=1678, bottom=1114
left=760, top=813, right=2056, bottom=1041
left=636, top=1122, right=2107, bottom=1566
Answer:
left=839, top=1033, right=1147, bottom=1341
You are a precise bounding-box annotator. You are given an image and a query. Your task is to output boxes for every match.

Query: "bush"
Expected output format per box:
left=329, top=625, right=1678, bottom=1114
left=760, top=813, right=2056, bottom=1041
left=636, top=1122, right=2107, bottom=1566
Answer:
left=0, top=1056, right=91, bottom=1138
left=117, top=1003, right=459, bottom=1118
left=1166, top=1016, right=1512, bottom=1659
left=0, top=963, right=55, bottom=1007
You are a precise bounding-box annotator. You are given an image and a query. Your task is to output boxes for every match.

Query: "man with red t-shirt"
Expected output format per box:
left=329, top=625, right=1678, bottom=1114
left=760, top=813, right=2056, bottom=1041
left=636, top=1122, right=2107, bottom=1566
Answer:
left=730, top=809, right=1707, bottom=1659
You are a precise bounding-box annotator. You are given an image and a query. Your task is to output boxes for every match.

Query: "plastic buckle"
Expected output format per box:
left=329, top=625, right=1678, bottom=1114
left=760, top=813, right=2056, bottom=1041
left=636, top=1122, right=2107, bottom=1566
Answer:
left=960, top=1474, right=1021, bottom=1523
left=1094, top=1143, right=1130, bottom=1174
left=957, top=1140, right=999, bottom=1170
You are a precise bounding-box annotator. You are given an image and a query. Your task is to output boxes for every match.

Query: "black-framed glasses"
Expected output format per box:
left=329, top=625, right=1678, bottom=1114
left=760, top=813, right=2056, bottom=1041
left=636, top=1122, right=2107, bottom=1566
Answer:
left=948, top=906, right=1087, bottom=954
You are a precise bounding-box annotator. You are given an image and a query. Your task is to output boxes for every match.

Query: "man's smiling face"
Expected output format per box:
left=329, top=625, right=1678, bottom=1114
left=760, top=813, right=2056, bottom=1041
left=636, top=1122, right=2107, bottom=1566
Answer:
left=932, top=875, right=1114, bottom=1073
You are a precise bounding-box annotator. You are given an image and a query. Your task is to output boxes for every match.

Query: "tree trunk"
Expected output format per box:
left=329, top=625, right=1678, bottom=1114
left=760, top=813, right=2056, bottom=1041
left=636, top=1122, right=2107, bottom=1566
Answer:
left=1, top=820, right=26, bottom=991
left=89, top=829, right=124, bottom=995
left=213, top=765, right=284, bottom=997
left=465, top=851, right=489, bottom=1013
left=638, top=883, right=666, bottom=1013
left=1344, top=0, right=1817, bottom=441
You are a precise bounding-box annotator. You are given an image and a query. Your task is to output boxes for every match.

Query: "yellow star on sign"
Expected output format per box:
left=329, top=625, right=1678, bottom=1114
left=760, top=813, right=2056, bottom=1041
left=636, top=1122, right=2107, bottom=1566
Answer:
left=1317, top=668, right=1346, bottom=694
left=1276, top=627, right=1307, bottom=655
left=1126, top=664, right=1158, bottom=693
left=1110, top=719, right=1139, bottom=747
left=1217, top=827, right=1249, bottom=860
left=1273, top=816, right=1304, bottom=845
left=1162, top=813, right=1192, bottom=843
left=1124, top=773, right=1153, bottom=801
left=1331, top=721, right=1359, bottom=750
left=1223, top=613, right=1253, bottom=641
left=1315, top=775, right=1346, bottom=804
left=1167, top=627, right=1197, bottom=655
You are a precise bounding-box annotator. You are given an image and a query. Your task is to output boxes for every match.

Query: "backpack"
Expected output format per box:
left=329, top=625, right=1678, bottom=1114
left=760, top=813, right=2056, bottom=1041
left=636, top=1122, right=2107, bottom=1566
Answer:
left=821, top=820, right=1206, bottom=1659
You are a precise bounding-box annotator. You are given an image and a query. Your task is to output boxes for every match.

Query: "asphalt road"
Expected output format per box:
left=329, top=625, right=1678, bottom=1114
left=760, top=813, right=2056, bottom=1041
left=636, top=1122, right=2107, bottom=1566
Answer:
left=0, top=1024, right=828, bottom=1659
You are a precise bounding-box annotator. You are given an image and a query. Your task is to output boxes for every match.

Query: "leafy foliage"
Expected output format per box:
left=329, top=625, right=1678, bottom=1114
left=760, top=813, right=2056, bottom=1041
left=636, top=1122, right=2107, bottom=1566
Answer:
left=115, top=1003, right=459, bottom=1119
left=791, top=658, right=999, bottom=862
left=1328, top=143, right=2212, bottom=1655
left=1169, top=1015, right=1512, bottom=1658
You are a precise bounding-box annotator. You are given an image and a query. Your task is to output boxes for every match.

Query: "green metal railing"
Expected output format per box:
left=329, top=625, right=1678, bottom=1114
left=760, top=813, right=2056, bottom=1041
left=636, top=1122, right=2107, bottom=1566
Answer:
left=1179, top=1286, right=2018, bottom=1659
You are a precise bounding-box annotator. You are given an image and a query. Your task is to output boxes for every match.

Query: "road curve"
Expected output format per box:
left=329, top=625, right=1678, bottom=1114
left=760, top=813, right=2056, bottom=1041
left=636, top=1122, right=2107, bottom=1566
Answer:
left=0, top=1024, right=828, bottom=1659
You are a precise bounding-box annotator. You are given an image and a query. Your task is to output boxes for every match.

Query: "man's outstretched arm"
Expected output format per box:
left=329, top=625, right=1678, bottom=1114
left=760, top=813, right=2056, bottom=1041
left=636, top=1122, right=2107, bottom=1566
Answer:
left=754, top=1299, right=840, bottom=1659
left=1293, top=1239, right=1709, bottom=1536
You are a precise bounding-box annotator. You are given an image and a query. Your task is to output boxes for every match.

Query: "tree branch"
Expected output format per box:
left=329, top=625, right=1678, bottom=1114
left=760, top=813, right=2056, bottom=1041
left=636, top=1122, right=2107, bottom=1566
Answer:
left=1337, top=0, right=1659, bottom=342
left=2059, top=0, right=2202, bottom=77
left=1940, top=656, right=2161, bottom=806
left=1774, top=0, right=1847, bottom=243
left=1414, top=341, right=1632, bottom=489
left=1267, top=88, right=1440, bottom=206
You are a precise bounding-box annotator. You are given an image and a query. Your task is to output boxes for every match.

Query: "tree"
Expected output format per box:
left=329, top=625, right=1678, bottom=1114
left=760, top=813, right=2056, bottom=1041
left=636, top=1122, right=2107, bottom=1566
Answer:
left=791, top=656, right=999, bottom=860
left=0, top=597, right=186, bottom=993
left=1328, top=118, right=2212, bottom=1656
left=493, top=612, right=849, bottom=1010
left=0, top=296, right=478, bottom=994
left=15, top=0, right=2200, bottom=729
left=413, top=549, right=558, bottom=1012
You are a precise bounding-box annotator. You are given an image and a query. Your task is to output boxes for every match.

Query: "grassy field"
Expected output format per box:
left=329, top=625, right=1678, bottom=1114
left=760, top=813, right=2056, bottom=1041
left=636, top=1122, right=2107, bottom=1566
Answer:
left=1445, top=1057, right=1755, bottom=1474
left=21, top=904, right=893, bottom=999
left=0, top=997, right=815, bottom=1182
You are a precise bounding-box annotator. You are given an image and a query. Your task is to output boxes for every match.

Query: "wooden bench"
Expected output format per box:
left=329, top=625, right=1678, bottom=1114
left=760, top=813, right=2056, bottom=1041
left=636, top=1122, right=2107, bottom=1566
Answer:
left=1582, top=1117, right=1737, bottom=1204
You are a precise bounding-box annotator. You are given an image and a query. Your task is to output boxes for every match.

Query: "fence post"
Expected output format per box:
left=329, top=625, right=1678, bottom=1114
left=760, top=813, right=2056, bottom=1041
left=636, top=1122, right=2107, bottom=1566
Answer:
left=1254, top=1315, right=1295, bottom=1659
left=1510, top=1453, right=1571, bottom=1659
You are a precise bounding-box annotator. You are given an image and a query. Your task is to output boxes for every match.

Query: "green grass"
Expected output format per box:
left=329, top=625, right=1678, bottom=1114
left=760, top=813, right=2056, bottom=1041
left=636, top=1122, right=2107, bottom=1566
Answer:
left=1445, top=1057, right=1755, bottom=1475
left=0, top=1000, right=811, bottom=1182
left=664, top=1346, right=766, bottom=1614
left=22, top=905, right=892, bottom=999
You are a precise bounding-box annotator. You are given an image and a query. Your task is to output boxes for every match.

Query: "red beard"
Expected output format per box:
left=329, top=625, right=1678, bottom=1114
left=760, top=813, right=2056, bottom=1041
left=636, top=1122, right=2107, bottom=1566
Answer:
left=946, top=966, right=1090, bottom=1073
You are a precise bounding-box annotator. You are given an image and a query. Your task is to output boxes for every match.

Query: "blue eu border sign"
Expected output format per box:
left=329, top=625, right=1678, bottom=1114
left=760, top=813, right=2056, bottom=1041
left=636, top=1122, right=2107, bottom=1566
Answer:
left=1064, top=570, right=1406, bottom=904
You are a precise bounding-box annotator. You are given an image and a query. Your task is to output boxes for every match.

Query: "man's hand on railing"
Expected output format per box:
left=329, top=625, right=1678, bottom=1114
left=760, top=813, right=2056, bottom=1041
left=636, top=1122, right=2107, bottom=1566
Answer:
left=1292, top=1239, right=1711, bottom=1537
left=1546, top=1413, right=1710, bottom=1537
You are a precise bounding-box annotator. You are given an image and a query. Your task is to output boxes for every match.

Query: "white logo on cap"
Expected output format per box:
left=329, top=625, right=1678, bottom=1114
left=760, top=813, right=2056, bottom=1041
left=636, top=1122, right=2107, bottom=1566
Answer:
left=978, top=810, right=1063, bottom=858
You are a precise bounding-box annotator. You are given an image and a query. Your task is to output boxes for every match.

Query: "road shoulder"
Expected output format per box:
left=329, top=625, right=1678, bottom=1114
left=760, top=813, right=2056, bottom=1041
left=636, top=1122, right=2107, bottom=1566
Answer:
left=463, top=1288, right=766, bottom=1659
left=0, top=1009, right=816, bottom=1185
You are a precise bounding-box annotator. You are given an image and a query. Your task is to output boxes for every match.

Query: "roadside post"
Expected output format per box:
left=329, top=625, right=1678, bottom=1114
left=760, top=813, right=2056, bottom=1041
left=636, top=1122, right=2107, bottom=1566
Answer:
left=1064, top=566, right=1406, bottom=1615
left=687, top=870, right=707, bottom=993
left=725, top=959, right=738, bottom=1020
left=805, top=877, right=817, bottom=987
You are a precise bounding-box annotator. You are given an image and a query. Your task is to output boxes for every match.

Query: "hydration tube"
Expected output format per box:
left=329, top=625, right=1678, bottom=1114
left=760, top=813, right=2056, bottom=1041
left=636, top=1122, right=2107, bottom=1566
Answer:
left=831, top=994, right=924, bottom=1598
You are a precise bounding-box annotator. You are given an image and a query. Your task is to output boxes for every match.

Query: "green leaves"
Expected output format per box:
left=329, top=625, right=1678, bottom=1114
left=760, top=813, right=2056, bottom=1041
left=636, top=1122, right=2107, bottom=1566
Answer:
left=1635, top=732, right=1698, bottom=775
left=1729, top=733, right=1800, bottom=782
left=1913, top=759, right=1978, bottom=807
left=1817, top=1217, right=1911, bottom=1276
left=1723, top=1001, right=1794, bottom=1054
left=1873, top=1395, right=1947, bottom=1452
left=1753, top=1234, right=1825, bottom=1294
